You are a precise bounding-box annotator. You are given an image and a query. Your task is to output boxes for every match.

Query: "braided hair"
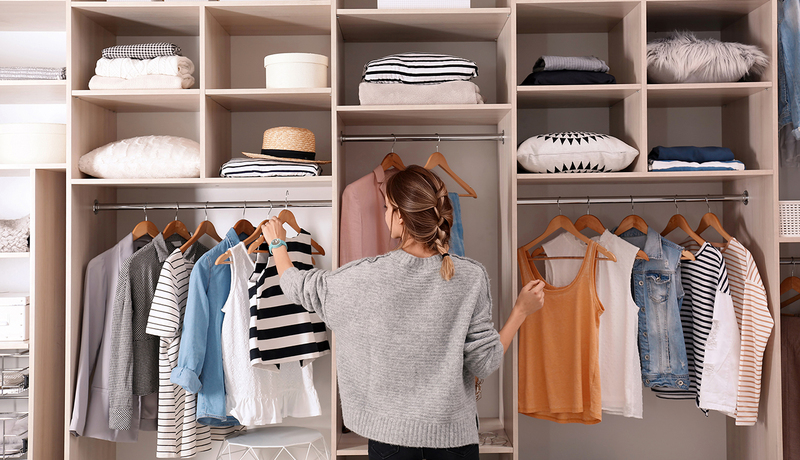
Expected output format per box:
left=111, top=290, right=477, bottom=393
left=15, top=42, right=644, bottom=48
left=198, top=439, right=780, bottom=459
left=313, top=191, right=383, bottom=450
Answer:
left=385, top=165, right=455, bottom=280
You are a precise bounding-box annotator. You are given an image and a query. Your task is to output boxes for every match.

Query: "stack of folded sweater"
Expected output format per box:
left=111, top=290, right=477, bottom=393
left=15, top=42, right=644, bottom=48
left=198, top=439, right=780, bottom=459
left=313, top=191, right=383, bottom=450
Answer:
left=0, top=67, right=65, bottom=81
left=88, top=43, right=195, bottom=90
left=220, top=158, right=321, bottom=178
left=359, top=52, right=483, bottom=105
left=648, top=146, right=745, bottom=171
left=521, top=56, right=616, bottom=85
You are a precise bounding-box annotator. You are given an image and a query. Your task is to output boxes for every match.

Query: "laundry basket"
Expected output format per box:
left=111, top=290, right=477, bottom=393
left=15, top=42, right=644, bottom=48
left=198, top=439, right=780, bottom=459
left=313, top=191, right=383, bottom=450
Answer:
left=781, top=201, right=800, bottom=237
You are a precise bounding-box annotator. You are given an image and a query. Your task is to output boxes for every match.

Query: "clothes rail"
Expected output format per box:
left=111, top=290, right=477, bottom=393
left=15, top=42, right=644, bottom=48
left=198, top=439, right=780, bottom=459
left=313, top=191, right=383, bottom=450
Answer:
left=782, top=258, right=800, bottom=265
left=339, top=131, right=506, bottom=144
left=93, top=199, right=332, bottom=214
left=517, top=191, right=749, bottom=206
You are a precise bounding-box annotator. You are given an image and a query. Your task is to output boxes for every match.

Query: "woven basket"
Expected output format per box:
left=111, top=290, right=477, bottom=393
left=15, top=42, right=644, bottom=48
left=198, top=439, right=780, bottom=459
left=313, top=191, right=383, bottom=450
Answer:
left=780, top=201, right=800, bottom=237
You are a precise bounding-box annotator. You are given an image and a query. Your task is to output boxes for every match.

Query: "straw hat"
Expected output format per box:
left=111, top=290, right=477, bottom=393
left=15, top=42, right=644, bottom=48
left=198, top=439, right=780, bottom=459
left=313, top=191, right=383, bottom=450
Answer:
left=243, top=127, right=331, bottom=164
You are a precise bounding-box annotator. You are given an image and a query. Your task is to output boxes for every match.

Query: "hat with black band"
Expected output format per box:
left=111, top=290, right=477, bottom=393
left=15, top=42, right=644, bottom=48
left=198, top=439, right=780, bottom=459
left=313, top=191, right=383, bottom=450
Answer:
left=243, top=126, right=331, bottom=164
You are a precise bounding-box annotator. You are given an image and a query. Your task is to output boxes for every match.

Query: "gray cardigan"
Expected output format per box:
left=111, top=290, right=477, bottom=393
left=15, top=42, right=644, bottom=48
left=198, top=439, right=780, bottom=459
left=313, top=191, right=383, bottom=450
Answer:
left=280, top=250, right=503, bottom=448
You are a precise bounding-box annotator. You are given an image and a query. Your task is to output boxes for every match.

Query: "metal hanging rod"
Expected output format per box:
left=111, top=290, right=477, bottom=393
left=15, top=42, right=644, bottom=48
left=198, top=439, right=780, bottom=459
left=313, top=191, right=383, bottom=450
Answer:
left=339, top=131, right=506, bottom=144
left=517, top=191, right=749, bottom=206
left=782, top=258, right=800, bottom=265
left=93, top=199, right=332, bottom=214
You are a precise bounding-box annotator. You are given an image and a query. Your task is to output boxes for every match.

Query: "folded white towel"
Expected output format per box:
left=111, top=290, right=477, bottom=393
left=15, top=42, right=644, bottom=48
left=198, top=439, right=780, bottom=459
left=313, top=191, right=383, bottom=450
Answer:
left=95, top=56, right=195, bottom=79
left=359, top=80, right=484, bottom=105
left=88, top=74, right=195, bottom=90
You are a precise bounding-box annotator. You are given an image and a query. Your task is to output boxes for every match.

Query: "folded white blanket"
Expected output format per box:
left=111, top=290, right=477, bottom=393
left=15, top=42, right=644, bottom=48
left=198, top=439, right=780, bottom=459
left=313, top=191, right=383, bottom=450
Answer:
left=95, top=56, right=195, bottom=79
left=88, top=75, right=194, bottom=90
left=649, top=160, right=745, bottom=171
left=359, top=81, right=484, bottom=105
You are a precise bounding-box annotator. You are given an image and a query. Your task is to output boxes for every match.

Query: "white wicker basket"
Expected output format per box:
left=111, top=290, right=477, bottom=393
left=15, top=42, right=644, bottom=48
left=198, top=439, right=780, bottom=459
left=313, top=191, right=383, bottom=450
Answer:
left=780, top=201, right=800, bottom=237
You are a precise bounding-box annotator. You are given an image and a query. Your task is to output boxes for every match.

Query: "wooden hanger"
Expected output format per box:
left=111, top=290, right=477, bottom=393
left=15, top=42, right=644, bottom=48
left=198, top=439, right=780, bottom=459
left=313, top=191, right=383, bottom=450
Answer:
left=233, top=202, right=256, bottom=238
left=180, top=203, right=222, bottom=253
left=131, top=204, right=159, bottom=241
left=162, top=204, right=192, bottom=241
left=247, top=203, right=326, bottom=256
left=695, top=213, right=733, bottom=248
left=218, top=202, right=275, bottom=265
left=381, top=136, right=406, bottom=172
left=613, top=200, right=673, bottom=260
left=521, top=214, right=616, bottom=262
left=660, top=200, right=704, bottom=261
left=424, top=137, right=477, bottom=198
left=781, top=275, right=800, bottom=309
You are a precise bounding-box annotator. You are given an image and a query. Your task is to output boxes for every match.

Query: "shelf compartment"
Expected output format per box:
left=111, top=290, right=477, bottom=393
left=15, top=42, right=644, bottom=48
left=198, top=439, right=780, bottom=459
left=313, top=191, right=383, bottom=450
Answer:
left=647, top=0, right=771, bottom=32
left=206, top=2, right=331, bottom=36
left=0, top=0, right=65, bottom=32
left=518, top=169, right=774, bottom=185
left=337, top=8, right=511, bottom=42
left=70, top=3, right=201, bottom=36
left=337, top=104, right=511, bottom=126
left=72, top=90, right=200, bottom=112
left=70, top=176, right=333, bottom=188
left=518, top=84, right=640, bottom=108
left=647, top=82, right=772, bottom=108
left=516, top=1, right=640, bottom=34
left=0, top=81, right=66, bottom=105
left=206, top=88, right=331, bottom=112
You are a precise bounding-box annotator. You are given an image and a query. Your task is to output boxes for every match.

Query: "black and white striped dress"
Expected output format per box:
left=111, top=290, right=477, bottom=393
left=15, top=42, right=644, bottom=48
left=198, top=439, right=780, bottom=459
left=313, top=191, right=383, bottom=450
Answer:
left=248, top=230, right=330, bottom=371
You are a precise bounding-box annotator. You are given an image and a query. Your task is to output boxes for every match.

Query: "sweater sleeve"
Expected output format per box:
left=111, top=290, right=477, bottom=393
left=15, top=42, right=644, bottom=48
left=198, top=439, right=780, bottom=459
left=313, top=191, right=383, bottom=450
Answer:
left=463, top=268, right=503, bottom=379
left=280, top=266, right=335, bottom=327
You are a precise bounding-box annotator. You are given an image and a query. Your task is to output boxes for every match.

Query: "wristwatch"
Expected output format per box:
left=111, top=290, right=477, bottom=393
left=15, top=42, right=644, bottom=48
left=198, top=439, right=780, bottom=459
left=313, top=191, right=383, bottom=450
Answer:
left=268, top=238, right=287, bottom=255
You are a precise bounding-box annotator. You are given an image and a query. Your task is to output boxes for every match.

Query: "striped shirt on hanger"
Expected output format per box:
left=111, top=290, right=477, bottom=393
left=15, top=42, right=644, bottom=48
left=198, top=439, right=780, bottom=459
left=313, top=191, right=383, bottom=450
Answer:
left=249, top=230, right=330, bottom=371
left=362, top=53, right=479, bottom=85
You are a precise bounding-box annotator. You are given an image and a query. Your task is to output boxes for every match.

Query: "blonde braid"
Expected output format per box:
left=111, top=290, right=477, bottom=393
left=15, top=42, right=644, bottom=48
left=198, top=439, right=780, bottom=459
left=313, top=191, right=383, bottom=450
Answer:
left=433, top=188, right=454, bottom=281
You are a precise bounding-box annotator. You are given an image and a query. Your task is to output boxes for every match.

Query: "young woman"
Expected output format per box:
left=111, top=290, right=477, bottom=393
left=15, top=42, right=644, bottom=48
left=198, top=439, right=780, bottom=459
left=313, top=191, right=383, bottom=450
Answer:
left=261, top=165, right=544, bottom=460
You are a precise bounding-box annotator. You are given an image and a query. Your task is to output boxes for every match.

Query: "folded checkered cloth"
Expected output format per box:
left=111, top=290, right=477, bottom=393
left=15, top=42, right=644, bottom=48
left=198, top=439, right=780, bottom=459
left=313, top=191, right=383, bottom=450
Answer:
left=532, top=56, right=609, bottom=73
left=0, top=67, right=66, bottom=80
left=362, top=52, right=478, bottom=84
left=220, top=158, right=321, bottom=178
left=102, top=43, right=182, bottom=60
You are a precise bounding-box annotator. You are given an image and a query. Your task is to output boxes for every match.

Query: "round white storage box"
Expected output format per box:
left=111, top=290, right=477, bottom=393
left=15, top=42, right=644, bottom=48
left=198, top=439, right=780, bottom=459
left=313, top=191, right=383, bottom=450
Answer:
left=0, top=123, right=66, bottom=164
left=264, top=53, right=329, bottom=89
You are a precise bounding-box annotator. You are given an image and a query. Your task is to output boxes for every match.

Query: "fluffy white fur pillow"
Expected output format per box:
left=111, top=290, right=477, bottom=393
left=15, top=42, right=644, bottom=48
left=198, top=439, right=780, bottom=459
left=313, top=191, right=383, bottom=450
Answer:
left=79, top=135, right=200, bottom=179
left=0, top=215, right=29, bottom=253
left=517, top=132, right=638, bottom=173
left=648, top=31, right=768, bottom=83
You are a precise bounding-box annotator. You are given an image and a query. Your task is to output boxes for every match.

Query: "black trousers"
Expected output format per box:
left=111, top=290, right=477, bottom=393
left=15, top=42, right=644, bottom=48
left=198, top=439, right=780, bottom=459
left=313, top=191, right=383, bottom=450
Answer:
left=368, top=439, right=480, bottom=460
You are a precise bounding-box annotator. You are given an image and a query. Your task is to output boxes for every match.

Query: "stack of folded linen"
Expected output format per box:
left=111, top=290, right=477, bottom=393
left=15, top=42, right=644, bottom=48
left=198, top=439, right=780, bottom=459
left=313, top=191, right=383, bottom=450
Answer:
left=219, top=158, right=321, bottom=178
left=359, top=52, right=483, bottom=105
left=648, top=146, right=745, bottom=171
left=521, top=56, right=616, bottom=85
left=88, top=43, right=195, bottom=90
left=0, top=67, right=65, bottom=80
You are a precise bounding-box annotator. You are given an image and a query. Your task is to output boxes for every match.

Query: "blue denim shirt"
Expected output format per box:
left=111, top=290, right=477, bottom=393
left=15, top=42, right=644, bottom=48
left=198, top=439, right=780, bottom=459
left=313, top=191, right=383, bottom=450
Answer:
left=449, top=192, right=465, bottom=257
left=171, top=228, right=245, bottom=426
left=618, top=227, right=689, bottom=389
left=779, top=0, right=800, bottom=138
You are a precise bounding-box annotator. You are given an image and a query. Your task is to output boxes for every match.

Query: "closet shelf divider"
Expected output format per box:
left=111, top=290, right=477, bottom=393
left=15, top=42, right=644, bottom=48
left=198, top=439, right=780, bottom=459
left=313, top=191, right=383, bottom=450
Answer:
left=72, top=90, right=201, bottom=113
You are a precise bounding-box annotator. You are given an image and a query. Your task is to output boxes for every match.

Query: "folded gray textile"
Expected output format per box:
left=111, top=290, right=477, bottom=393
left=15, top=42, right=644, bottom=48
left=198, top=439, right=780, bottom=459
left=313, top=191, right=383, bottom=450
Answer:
left=532, top=56, right=609, bottom=73
left=359, top=81, right=484, bottom=105
left=0, top=67, right=66, bottom=80
left=102, top=43, right=182, bottom=60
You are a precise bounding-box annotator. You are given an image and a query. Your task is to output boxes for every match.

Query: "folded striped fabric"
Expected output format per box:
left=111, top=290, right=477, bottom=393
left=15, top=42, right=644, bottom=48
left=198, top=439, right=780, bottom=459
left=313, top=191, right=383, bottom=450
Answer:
left=220, top=158, right=321, bottom=178
left=648, top=159, right=745, bottom=171
left=362, top=52, right=478, bottom=84
left=532, top=55, right=610, bottom=74
left=102, top=43, right=182, bottom=60
left=0, top=67, right=66, bottom=80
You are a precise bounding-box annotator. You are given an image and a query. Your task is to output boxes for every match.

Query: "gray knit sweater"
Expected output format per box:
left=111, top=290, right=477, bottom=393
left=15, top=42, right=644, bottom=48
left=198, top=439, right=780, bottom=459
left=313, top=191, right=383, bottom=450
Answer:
left=280, top=250, right=504, bottom=448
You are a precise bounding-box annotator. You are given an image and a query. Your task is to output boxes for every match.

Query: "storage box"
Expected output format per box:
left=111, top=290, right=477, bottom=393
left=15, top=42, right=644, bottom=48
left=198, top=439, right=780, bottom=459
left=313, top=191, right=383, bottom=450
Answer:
left=377, top=0, right=469, bottom=8
left=0, top=295, right=28, bottom=342
left=0, top=123, right=66, bottom=164
left=263, top=53, right=328, bottom=89
left=781, top=201, right=800, bottom=237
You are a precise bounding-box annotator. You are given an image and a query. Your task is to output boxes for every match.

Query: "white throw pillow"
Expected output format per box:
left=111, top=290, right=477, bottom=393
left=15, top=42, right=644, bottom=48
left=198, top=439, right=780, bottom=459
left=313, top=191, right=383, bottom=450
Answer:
left=0, top=215, right=29, bottom=253
left=78, top=135, right=200, bottom=179
left=517, top=132, right=638, bottom=173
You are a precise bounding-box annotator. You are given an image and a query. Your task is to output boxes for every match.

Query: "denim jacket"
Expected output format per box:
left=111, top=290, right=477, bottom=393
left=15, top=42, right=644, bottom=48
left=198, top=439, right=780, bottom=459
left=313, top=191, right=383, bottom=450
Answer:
left=780, top=0, right=800, bottom=138
left=618, top=227, right=689, bottom=389
left=170, top=228, right=245, bottom=426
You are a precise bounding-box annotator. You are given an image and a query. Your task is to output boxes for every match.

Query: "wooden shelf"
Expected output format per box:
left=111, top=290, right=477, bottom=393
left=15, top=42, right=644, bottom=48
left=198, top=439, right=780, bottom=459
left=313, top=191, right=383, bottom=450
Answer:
left=70, top=176, right=333, bottom=188
left=780, top=236, right=800, bottom=244
left=70, top=2, right=200, bottom=36
left=0, top=341, right=28, bottom=350
left=0, top=164, right=66, bottom=175
left=517, top=1, right=640, bottom=34
left=647, top=82, right=772, bottom=107
left=206, top=1, right=331, bottom=35
left=518, top=84, right=640, bottom=108
left=337, top=104, right=511, bottom=126
left=206, top=88, right=331, bottom=112
left=647, top=0, right=770, bottom=32
left=336, top=8, right=510, bottom=42
left=0, top=253, right=30, bottom=259
left=0, top=0, right=65, bottom=31
left=0, top=81, right=66, bottom=105
left=518, top=170, right=774, bottom=185
left=72, top=90, right=200, bottom=112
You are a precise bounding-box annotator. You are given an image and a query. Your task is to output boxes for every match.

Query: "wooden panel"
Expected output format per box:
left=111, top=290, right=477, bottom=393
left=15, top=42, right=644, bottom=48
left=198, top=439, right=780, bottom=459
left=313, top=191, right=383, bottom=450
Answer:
left=337, top=8, right=511, bottom=42
left=203, top=6, right=231, bottom=90
left=30, top=169, right=66, bottom=460
left=518, top=170, right=774, bottom=185
left=496, top=10, right=514, bottom=105
left=70, top=97, right=116, bottom=180
left=70, top=176, right=333, bottom=188
left=722, top=84, right=771, bottom=171
left=517, top=1, right=640, bottom=34
left=70, top=6, right=116, bottom=92
left=204, top=96, right=231, bottom=179
left=72, top=90, right=201, bottom=112
left=608, top=2, right=642, bottom=85
left=518, top=84, right=640, bottom=108
left=0, top=81, right=67, bottom=105
left=206, top=2, right=331, bottom=36
left=0, top=0, right=65, bottom=31
left=70, top=3, right=200, bottom=36
left=610, top=89, right=644, bottom=171
left=336, top=104, right=512, bottom=126
left=0, top=253, right=30, bottom=259
left=647, top=0, right=769, bottom=32
left=206, top=88, right=332, bottom=112
left=648, top=83, right=772, bottom=108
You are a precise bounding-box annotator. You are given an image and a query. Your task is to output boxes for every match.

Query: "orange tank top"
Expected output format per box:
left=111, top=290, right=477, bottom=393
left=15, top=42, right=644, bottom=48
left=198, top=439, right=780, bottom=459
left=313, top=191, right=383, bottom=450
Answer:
left=518, top=240, right=604, bottom=424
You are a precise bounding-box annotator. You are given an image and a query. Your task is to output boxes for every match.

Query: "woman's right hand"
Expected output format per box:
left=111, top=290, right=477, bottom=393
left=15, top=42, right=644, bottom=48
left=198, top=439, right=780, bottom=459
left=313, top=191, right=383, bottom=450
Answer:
left=513, top=280, right=545, bottom=317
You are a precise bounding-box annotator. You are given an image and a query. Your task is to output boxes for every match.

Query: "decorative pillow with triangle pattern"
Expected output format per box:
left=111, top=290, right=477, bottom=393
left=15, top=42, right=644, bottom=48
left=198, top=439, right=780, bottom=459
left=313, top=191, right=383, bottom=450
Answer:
left=517, top=132, right=639, bottom=174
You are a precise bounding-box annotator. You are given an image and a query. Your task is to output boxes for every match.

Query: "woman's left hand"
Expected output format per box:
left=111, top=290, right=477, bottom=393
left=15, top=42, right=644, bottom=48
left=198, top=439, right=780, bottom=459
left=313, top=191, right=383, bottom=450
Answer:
left=261, top=216, right=287, bottom=243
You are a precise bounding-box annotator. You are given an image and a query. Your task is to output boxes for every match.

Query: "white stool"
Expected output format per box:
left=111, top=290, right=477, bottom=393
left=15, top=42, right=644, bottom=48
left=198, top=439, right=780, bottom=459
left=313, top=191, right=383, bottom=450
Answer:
left=216, top=426, right=329, bottom=460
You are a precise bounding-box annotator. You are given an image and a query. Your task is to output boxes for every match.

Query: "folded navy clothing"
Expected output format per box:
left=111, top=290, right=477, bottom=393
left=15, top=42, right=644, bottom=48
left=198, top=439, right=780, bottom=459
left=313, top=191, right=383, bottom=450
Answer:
left=521, top=70, right=616, bottom=85
left=648, top=146, right=735, bottom=162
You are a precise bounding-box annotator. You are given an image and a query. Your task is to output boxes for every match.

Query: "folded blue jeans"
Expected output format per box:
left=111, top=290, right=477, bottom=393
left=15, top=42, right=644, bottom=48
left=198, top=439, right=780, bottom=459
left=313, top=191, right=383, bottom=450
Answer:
left=648, top=146, right=735, bottom=162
